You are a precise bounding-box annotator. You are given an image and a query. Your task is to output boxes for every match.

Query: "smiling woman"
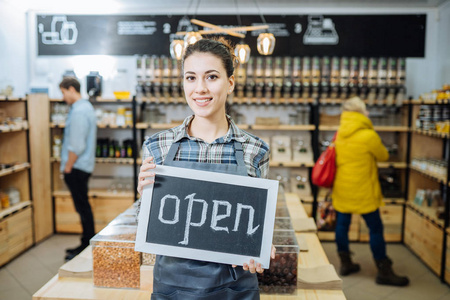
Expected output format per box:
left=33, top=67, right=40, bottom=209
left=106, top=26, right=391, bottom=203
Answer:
left=136, top=38, right=274, bottom=300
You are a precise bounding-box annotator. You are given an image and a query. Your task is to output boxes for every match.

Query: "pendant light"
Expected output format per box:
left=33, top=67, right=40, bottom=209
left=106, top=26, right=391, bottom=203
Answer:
left=184, top=31, right=203, bottom=47
left=234, top=0, right=251, bottom=64
left=253, top=0, right=276, bottom=55
left=257, top=33, right=276, bottom=56
left=235, top=43, right=251, bottom=64
left=170, top=39, right=185, bottom=60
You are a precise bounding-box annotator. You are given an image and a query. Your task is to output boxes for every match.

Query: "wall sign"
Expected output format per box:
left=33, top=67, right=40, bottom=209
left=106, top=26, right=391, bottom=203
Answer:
left=135, top=165, right=279, bottom=268
left=37, top=14, right=426, bottom=57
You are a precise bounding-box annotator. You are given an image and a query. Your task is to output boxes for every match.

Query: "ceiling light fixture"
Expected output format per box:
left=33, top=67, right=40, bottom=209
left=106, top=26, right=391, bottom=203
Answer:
left=253, top=0, right=276, bottom=55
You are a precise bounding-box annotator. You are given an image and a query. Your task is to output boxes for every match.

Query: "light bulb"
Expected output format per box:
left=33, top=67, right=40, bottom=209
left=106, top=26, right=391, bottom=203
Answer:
left=234, top=44, right=251, bottom=64
left=170, top=39, right=185, bottom=60
left=257, top=33, right=276, bottom=55
left=184, top=32, right=202, bottom=47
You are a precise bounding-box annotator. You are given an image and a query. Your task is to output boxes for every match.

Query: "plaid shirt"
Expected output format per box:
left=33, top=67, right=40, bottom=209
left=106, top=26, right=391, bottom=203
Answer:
left=142, top=115, right=270, bottom=178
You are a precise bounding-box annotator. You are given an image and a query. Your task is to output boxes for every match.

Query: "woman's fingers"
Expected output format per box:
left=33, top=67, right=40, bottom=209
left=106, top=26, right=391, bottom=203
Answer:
left=271, top=245, right=276, bottom=259
left=243, top=259, right=264, bottom=274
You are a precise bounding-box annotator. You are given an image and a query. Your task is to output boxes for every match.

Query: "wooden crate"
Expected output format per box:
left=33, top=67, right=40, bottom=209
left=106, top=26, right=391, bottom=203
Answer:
left=0, top=207, right=33, bottom=266
left=55, top=194, right=134, bottom=234
left=93, top=198, right=134, bottom=232
left=360, top=204, right=403, bottom=242
left=404, top=207, right=443, bottom=275
left=55, top=196, right=85, bottom=233
left=318, top=214, right=360, bottom=242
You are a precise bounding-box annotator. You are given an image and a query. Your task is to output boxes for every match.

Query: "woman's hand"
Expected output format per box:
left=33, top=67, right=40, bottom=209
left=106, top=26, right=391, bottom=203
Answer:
left=233, top=244, right=276, bottom=274
left=137, top=157, right=156, bottom=195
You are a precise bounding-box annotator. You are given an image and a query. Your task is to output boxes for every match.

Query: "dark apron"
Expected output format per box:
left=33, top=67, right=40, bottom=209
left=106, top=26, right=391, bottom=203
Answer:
left=151, top=140, right=260, bottom=300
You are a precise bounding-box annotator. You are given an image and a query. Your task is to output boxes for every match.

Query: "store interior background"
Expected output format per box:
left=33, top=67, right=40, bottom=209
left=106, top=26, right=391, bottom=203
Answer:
left=0, top=0, right=449, bottom=101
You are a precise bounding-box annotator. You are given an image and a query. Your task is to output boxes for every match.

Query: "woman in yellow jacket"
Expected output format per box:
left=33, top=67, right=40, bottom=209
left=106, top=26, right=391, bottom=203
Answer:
left=332, top=97, right=409, bottom=286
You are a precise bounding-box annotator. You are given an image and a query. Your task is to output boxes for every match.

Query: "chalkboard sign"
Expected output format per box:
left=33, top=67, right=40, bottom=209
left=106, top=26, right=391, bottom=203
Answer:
left=37, top=14, right=426, bottom=57
left=135, top=165, right=279, bottom=268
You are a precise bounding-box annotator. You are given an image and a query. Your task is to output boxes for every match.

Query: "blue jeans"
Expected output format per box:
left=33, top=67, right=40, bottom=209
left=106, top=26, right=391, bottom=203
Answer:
left=335, top=209, right=387, bottom=261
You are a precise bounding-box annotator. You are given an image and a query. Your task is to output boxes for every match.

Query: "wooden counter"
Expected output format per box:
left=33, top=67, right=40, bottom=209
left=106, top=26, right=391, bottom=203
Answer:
left=33, top=194, right=346, bottom=300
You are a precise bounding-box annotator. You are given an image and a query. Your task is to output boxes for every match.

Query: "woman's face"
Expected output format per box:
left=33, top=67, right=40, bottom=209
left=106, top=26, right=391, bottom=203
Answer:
left=183, top=52, right=234, bottom=120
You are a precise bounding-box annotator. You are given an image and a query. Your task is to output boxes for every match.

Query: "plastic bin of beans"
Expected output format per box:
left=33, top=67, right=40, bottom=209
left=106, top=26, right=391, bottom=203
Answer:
left=109, top=213, right=138, bottom=226
left=275, top=205, right=290, bottom=218
left=274, top=217, right=294, bottom=230
left=258, top=230, right=299, bottom=294
left=91, top=225, right=141, bottom=289
left=142, top=252, right=156, bottom=266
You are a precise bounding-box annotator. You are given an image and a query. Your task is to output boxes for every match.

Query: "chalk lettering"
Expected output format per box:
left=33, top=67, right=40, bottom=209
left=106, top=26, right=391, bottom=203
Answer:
left=179, top=193, right=208, bottom=245
left=158, top=194, right=180, bottom=224
left=211, top=200, right=232, bottom=233
left=233, top=203, right=260, bottom=236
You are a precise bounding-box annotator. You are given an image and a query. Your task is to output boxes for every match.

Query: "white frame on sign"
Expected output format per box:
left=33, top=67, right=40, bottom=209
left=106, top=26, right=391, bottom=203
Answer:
left=135, top=165, right=279, bottom=269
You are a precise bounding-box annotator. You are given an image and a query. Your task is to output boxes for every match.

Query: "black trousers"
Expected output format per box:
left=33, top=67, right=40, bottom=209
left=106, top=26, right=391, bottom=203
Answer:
left=64, top=168, right=95, bottom=246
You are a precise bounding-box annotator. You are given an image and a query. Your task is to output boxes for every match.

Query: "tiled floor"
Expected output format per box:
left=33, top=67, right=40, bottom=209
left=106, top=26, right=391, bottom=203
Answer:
left=322, top=242, right=450, bottom=300
left=1, top=235, right=449, bottom=300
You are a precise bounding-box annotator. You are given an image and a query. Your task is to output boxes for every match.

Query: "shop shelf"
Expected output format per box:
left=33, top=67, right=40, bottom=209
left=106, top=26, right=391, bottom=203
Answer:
left=269, top=161, right=315, bottom=168
left=412, top=129, right=450, bottom=139
left=0, top=97, right=26, bottom=102
left=410, top=99, right=450, bottom=105
left=0, top=200, right=32, bottom=220
left=0, top=121, right=29, bottom=133
left=53, top=189, right=134, bottom=199
left=406, top=202, right=444, bottom=229
left=377, top=162, right=408, bottom=169
left=410, top=165, right=447, bottom=184
left=0, top=162, right=30, bottom=178
left=251, top=124, right=315, bottom=131
left=319, top=125, right=409, bottom=132
left=51, top=157, right=135, bottom=164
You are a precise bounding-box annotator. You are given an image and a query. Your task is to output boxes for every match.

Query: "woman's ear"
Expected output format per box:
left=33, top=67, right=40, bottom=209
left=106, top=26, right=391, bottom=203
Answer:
left=228, top=75, right=235, bottom=94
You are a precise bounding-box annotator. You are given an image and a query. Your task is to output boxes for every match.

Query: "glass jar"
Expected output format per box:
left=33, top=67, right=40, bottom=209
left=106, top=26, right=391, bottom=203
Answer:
left=112, top=69, right=131, bottom=100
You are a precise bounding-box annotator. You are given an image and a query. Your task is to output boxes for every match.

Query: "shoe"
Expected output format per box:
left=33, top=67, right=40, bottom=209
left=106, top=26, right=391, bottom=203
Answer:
left=64, top=246, right=85, bottom=261
left=65, top=244, right=87, bottom=255
left=338, top=251, right=361, bottom=276
left=375, top=257, right=409, bottom=286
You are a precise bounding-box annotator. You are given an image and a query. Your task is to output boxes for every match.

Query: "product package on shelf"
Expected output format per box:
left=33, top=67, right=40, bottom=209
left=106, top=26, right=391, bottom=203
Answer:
left=292, top=136, right=313, bottom=164
left=290, top=169, right=312, bottom=198
left=91, top=225, right=140, bottom=289
left=271, top=135, right=292, bottom=163
left=257, top=230, right=299, bottom=294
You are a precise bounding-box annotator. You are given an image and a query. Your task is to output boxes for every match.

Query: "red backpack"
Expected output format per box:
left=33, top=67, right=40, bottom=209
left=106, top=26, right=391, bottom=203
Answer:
left=312, top=133, right=337, bottom=188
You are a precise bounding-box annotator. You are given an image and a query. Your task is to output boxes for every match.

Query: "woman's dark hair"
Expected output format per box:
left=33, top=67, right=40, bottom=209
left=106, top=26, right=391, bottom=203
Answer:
left=59, top=77, right=81, bottom=93
left=183, top=37, right=237, bottom=78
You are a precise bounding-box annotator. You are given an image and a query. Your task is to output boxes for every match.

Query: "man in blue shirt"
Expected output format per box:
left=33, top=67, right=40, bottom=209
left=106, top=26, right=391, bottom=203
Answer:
left=59, top=77, right=97, bottom=260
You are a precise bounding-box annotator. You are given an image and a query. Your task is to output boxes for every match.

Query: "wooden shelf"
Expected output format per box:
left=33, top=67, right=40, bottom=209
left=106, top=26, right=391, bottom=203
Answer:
left=0, top=162, right=30, bottom=178
left=50, top=123, right=133, bottom=129
left=0, top=121, right=29, bottom=133
left=0, top=97, right=26, bottom=102
left=0, top=200, right=32, bottom=220
left=51, top=157, right=135, bottom=164
left=137, top=123, right=315, bottom=131
left=319, top=125, right=409, bottom=132
left=410, top=165, right=447, bottom=184
left=413, top=129, right=450, bottom=139
left=269, top=161, right=315, bottom=168
left=53, top=189, right=134, bottom=199
left=320, top=98, right=409, bottom=106
left=407, top=202, right=444, bottom=229
left=377, top=162, right=408, bottom=169
left=50, top=98, right=133, bottom=103
left=251, top=124, right=315, bottom=131
left=410, top=99, right=450, bottom=105
left=139, top=96, right=316, bottom=105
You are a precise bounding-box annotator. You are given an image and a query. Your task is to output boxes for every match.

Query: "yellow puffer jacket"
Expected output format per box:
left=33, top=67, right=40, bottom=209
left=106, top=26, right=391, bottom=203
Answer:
left=331, top=111, right=389, bottom=214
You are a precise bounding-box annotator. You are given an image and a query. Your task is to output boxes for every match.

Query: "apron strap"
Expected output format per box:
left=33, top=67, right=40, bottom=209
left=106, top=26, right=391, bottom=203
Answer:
left=233, top=141, right=246, bottom=169
left=164, top=141, right=181, bottom=164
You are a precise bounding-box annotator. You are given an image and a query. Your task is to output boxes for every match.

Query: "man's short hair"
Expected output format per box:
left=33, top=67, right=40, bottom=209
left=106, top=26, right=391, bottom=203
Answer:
left=59, top=77, right=81, bottom=93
